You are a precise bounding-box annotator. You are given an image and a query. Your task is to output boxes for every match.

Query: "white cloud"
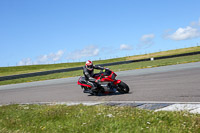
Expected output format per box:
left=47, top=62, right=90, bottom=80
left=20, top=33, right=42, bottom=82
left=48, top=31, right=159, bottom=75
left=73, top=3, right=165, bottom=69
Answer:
left=140, top=34, right=155, bottom=44
left=166, top=18, right=200, bottom=41
left=35, top=50, right=64, bottom=64
left=17, top=58, right=32, bottom=66
left=199, top=18, right=200, bottom=26
left=18, top=50, right=64, bottom=66
left=167, top=26, right=200, bottom=41
left=36, top=55, right=48, bottom=64
left=49, top=50, right=64, bottom=62
left=66, top=45, right=99, bottom=60
left=137, top=34, right=155, bottom=49
left=190, top=18, right=200, bottom=26
left=120, top=44, right=132, bottom=50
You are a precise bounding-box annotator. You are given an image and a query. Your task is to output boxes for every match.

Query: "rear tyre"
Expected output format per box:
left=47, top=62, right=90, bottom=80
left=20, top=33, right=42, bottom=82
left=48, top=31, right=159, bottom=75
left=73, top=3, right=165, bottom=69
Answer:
left=117, top=81, right=129, bottom=94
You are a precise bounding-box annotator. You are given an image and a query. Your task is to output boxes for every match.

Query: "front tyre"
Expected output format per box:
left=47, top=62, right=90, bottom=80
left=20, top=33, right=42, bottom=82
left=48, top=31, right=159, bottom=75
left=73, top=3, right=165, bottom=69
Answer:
left=117, top=81, right=129, bottom=94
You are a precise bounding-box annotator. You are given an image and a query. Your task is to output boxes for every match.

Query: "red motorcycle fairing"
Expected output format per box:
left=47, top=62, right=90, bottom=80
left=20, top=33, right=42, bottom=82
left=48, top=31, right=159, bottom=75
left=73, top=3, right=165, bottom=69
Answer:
left=77, top=81, right=92, bottom=88
left=77, top=77, right=92, bottom=88
left=113, top=79, right=121, bottom=85
left=96, top=72, right=121, bottom=85
left=94, top=71, right=117, bottom=82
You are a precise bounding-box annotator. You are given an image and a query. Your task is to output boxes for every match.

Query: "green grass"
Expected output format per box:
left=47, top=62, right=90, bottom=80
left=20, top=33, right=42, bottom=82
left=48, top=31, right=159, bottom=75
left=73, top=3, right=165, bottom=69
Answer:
left=0, top=62, right=85, bottom=77
left=1, top=46, right=200, bottom=77
left=109, top=53, right=200, bottom=71
left=0, top=54, right=200, bottom=86
left=0, top=104, right=199, bottom=133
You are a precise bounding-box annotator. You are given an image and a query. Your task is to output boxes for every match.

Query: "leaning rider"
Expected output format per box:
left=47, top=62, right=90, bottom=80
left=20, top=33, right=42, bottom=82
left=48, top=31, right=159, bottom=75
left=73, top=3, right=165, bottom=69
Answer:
left=83, top=60, right=105, bottom=94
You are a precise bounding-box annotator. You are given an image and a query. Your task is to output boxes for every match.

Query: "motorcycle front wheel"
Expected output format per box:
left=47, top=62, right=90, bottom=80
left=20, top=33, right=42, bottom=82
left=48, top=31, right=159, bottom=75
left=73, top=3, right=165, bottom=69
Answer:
left=117, top=81, right=129, bottom=94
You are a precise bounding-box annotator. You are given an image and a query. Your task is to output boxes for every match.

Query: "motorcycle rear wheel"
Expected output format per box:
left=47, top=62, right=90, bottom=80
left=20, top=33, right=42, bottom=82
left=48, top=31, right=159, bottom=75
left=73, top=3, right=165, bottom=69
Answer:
left=117, top=81, right=129, bottom=93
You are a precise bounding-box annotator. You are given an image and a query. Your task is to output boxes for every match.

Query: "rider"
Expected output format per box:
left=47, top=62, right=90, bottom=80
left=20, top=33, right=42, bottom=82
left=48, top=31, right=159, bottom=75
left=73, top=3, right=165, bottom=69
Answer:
left=83, top=60, right=105, bottom=94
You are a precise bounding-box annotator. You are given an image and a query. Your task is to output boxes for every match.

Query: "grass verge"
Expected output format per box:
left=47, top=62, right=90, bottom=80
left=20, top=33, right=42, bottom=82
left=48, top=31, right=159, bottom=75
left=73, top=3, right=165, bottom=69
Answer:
left=0, top=104, right=199, bottom=133
left=0, top=54, right=200, bottom=86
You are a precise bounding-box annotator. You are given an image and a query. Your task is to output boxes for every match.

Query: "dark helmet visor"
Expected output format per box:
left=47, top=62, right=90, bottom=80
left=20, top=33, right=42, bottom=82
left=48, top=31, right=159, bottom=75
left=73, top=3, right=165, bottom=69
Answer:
left=87, top=65, right=93, bottom=69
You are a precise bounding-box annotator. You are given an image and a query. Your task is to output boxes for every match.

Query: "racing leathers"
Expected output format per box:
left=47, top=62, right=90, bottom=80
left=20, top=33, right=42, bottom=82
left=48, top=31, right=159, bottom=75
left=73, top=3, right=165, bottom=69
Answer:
left=83, top=65, right=104, bottom=93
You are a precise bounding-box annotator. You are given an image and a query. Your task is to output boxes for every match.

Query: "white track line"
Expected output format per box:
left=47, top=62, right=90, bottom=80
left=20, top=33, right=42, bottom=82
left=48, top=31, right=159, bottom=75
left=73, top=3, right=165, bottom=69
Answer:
left=155, top=104, right=200, bottom=113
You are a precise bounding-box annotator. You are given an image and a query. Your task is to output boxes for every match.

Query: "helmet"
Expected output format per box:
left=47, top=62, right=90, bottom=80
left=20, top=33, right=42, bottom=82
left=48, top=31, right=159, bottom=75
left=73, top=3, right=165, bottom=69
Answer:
left=85, top=60, right=93, bottom=70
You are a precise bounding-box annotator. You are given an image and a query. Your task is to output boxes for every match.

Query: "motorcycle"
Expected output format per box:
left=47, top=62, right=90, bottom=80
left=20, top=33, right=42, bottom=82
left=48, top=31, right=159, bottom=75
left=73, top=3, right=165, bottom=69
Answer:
left=77, top=68, right=129, bottom=95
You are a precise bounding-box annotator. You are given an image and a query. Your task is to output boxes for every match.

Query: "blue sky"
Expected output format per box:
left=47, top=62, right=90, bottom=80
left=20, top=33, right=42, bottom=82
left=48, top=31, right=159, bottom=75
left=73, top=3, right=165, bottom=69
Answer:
left=1, top=0, right=200, bottom=67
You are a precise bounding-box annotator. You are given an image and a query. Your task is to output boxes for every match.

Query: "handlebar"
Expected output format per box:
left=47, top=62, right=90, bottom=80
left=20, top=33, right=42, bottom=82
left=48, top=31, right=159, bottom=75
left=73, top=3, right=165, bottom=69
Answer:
left=99, top=68, right=112, bottom=76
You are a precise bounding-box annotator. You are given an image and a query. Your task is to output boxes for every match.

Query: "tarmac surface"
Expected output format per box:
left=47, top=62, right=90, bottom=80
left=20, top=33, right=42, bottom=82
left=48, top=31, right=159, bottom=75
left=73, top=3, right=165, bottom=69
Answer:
left=0, top=62, right=200, bottom=105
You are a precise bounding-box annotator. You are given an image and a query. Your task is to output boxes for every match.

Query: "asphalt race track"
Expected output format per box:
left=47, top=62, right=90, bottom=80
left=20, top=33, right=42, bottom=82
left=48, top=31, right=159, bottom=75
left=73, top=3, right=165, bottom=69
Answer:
left=0, top=62, right=200, bottom=105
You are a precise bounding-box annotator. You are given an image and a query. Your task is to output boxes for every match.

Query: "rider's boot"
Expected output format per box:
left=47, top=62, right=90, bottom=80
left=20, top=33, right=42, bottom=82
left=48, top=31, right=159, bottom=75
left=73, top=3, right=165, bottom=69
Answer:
left=83, top=88, right=90, bottom=93
left=89, top=86, right=98, bottom=95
